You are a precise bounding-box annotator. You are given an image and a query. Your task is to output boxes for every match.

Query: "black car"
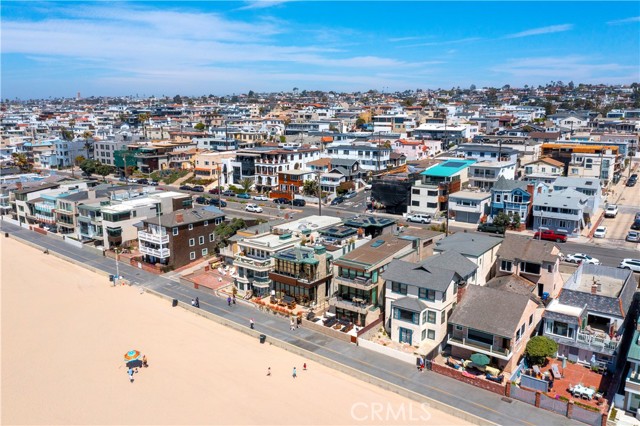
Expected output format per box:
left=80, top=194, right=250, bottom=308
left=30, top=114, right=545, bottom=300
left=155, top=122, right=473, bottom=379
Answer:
left=222, top=190, right=236, bottom=197
left=292, top=199, right=306, bottom=207
left=627, top=179, right=637, bottom=187
left=209, top=198, right=227, bottom=207
left=273, top=197, right=291, bottom=204
left=179, top=185, right=193, bottom=191
left=192, top=185, right=205, bottom=192
left=632, top=219, right=640, bottom=231
left=330, top=196, right=344, bottom=205
left=477, top=223, right=506, bottom=234
left=137, top=178, right=149, bottom=184
left=195, top=196, right=208, bottom=204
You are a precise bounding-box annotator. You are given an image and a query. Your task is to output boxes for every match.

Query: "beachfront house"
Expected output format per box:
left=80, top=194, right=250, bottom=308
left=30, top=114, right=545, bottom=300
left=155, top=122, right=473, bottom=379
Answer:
left=532, top=188, right=588, bottom=236
left=383, top=251, right=477, bottom=358
left=408, top=159, right=475, bottom=215
left=489, top=177, right=533, bottom=226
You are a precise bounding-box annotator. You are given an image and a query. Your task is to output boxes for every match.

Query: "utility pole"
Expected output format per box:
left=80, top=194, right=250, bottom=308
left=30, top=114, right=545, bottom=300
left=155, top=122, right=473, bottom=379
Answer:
left=316, top=172, right=322, bottom=216
left=217, top=164, right=222, bottom=204
left=114, top=246, right=120, bottom=285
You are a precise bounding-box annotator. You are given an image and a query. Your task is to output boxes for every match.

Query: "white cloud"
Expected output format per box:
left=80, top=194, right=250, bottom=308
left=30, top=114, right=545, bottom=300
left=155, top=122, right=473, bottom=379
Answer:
left=403, top=37, right=481, bottom=48
left=607, top=16, right=640, bottom=25
left=237, top=1, right=293, bottom=10
left=505, top=24, right=573, bottom=39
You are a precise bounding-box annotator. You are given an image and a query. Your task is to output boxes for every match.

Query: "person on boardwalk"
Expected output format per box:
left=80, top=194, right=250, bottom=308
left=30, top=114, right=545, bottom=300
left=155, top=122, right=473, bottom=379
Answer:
left=250, top=318, right=254, bottom=329
left=292, top=367, right=297, bottom=379
left=232, top=295, right=236, bottom=305
left=267, top=367, right=271, bottom=376
left=191, top=298, right=196, bottom=307
left=195, top=297, right=200, bottom=308
left=227, top=296, right=231, bottom=306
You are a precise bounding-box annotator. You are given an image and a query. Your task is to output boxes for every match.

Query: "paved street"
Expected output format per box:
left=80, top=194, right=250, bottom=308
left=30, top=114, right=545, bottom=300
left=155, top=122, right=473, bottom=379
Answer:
left=1, top=220, right=582, bottom=426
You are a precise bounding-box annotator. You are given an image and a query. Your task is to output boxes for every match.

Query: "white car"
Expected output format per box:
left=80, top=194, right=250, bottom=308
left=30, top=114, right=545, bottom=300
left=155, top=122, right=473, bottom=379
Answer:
left=245, top=204, right=263, bottom=213
left=253, top=195, right=268, bottom=201
left=407, top=213, right=432, bottom=224
left=593, top=226, right=607, bottom=238
left=364, top=184, right=372, bottom=191
left=564, top=253, right=600, bottom=264
left=619, top=259, right=640, bottom=272
left=343, top=191, right=357, bottom=199
left=604, top=204, right=618, bottom=218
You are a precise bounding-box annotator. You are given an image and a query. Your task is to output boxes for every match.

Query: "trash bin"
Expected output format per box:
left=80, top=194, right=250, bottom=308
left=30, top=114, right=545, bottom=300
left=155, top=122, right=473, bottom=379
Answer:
left=259, top=334, right=266, bottom=344
left=4, top=232, right=8, bottom=238
left=172, top=299, right=178, bottom=307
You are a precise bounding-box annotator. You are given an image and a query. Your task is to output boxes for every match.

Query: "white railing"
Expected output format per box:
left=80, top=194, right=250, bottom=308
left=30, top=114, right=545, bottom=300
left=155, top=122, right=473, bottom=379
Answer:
left=139, top=246, right=170, bottom=258
left=576, top=331, right=619, bottom=351
left=234, top=255, right=272, bottom=269
left=138, top=230, right=169, bottom=244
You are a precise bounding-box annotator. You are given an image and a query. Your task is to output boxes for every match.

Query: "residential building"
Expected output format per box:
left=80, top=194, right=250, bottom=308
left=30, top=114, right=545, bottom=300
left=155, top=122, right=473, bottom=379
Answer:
left=433, top=232, right=502, bottom=286
left=94, top=134, right=140, bottom=166
left=193, top=151, right=235, bottom=185
left=408, top=159, right=474, bottom=215
left=532, top=188, right=589, bottom=236
left=250, top=145, right=321, bottom=193
left=567, top=151, right=619, bottom=185
left=384, top=251, right=478, bottom=357
left=622, top=315, right=640, bottom=414
left=326, top=143, right=391, bottom=173
left=447, top=190, right=491, bottom=224
left=270, top=245, right=333, bottom=308
left=137, top=207, right=225, bottom=270
left=342, top=215, right=397, bottom=238
left=455, top=144, right=520, bottom=163
left=522, top=157, right=565, bottom=181
left=448, top=284, right=543, bottom=374
left=468, top=161, right=517, bottom=190
left=540, top=143, right=619, bottom=174
left=543, top=263, right=636, bottom=372
left=552, top=177, right=603, bottom=215
left=494, top=235, right=564, bottom=298
left=490, top=177, right=533, bottom=225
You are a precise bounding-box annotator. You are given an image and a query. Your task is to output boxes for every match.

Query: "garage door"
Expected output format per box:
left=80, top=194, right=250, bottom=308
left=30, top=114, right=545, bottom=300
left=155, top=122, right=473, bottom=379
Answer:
left=456, top=211, right=480, bottom=224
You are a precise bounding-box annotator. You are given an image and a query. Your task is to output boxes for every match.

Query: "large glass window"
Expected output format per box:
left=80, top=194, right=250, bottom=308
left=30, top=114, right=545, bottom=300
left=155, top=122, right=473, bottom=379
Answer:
left=467, top=329, right=494, bottom=346
left=399, top=327, right=413, bottom=345
left=394, top=308, right=417, bottom=324
left=427, top=311, right=436, bottom=324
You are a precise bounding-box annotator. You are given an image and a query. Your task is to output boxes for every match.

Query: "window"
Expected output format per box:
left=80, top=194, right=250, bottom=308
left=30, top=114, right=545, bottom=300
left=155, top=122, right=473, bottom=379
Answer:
left=412, top=188, right=420, bottom=195
left=468, top=329, right=494, bottom=346
left=516, top=323, right=526, bottom=341
left=441, top=311, right=446, bottom=324
left=202, top=248, right=208, bottom=256
left=204, top=220, right=208, bottom=227
left=495, top=194, right=501, bottom=202
left=199, top=236, right=204, bottom=245
left=422, top=329, right=426, bottom=340
left=394, top=308, right=417, bottom=324
left=427, top=311, right=436, bottom=324
left=209, top=233, right=215, bottom=242
left=189, top=251, right=196, bottom=260
left=520, top=262, right=541, bottom=274
left=427, top=329, right=435, bottom=340
left=513, top=194, right=523, bottom=203
left=547, top=264, right=553, bottom=273
left=189, top=238, right=195, bottom=247
left=442, top=290, right=446, bottom=302
left=500, top=260, right=513, bottom=272
left=419, top=288, right=435, bottom=301
left=398, top=327, right=413, bottom=345
left=529, top=314, right=534, bottom=326
left=391, top=282, right=408, bottom=295
left=421, top=311, right=426, bottom=323
left=188, top=224, right=194, bottom=231
left=411, top=201, right=420, bottom=206
left=455, top=325, right=463, bottom=331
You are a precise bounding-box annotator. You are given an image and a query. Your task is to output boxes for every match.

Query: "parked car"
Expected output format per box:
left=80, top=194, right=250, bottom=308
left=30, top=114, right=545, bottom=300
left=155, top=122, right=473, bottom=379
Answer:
left=635, top=212, right=640, bottom=221
left=364, top=184, right=372, bottom=191
left=127, top=178, right=138, bottom=183
left=245, top=203, right=263, bottom=213
left=192, top=185, right=205, bottom=193
left=627, top=176, right=637, bottom=187
left=477, top=222, right=506, bottom=234
left=208, top=188, right=220, bottom=195
left=237, top=193, right=251, bottom=199
left=604, top=204, right=618, bottom=218
left=137, top=178, right=149, bottom=184
left=292, top=198, right=306, bottom=207
left=343, top=191, right=357, bottom=199
left=619, top=259, right=640, bottom=272
left=330, top=196, right=345, bottom=205
left=407, top=213, right=432, bottom=224
left=253, top=195, right=268, bottom=201
left=633, top=220, right=640, bottom=231
left=222, top=190, right=236, bottom=197
left=179, top=185, right=193, bottom=191
left=626, top=231, right=640, bottom=243
left=564, top=253, right=600, bottom=264
left=533, top=229, right=568, bottom=242
left=273, top=197, right=291, bottom=204
left=149, top=180, right=159, bottom=186
left=593, top=226, right=607, bottom=238
left=195, top=196, right=208, bottom=205
left=209, top=198, right=227, bottom=208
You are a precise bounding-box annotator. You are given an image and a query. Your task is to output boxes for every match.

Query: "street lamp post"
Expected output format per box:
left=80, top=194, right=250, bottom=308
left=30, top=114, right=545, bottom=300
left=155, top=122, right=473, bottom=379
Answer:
left=114, top=247, right=120, bottom=285
left=315, top=171, right=322, bottom=216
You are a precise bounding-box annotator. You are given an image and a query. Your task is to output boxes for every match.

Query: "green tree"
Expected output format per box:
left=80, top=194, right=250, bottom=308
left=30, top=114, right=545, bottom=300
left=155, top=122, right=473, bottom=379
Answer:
left=214, top=218, right=247, bottom=250
left=79, top=159, right=98, bottom=177
left=239, top=178, right=253, bottom=194
left=95, top=163, right=114, bottom=181
left=525, top=336, right=558, bottom=366
left=60, top=127, right=74, bottom=141
left=355, top=117, right=366, bottom=128
left=138, top=113, right=150, bottom=138
left=11, top=153, right=32, bottom=172
left=511, top=212, right=521, bottom=229
left=492, top=212, right=511, bottom=228
left=302, top=179, right=319, bottom=196
left=82, top=131, right=94, bottom=159
left=72, top=155, right=86, bottom=177
left=194, top=122, right=206, bottom=131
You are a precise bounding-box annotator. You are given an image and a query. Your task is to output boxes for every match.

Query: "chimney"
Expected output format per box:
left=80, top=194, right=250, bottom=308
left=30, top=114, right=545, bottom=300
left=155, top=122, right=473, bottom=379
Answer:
left=526, top=184, right=534, bottom=198
left=16, top=182, right=23, bottom=190
left=457, top=283, right=467, bottom=303
left=176, top=213, right=184, bottom=223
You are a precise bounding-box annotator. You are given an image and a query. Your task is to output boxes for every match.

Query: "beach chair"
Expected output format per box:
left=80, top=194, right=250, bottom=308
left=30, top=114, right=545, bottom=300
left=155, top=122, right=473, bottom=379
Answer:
left=532, top=365, right=542, bottom=377
left=551, top=364, right=562, bottom=379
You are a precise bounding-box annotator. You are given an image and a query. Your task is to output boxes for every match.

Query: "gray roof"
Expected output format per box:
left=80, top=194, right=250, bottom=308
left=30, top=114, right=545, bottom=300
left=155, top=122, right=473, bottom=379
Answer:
left=497, top=235, right=559, bottom=264
left=543, top=310, right=580, bottom=325
left=330, top=166, right=356, bottom=177
left=456, top=144, right=519, bottom=154
left=433, top=232, right=503, bottom=257
left=448, top=285, right=533, bottom=338
left=422, top=251, right=478, bottom=279
left=60, top=191, right=89, bottom=202
left=392, top=296, right=428, bottom=312
left=331, top=158, right=359, bottom=168
left=486, top=274, right=536, bottom=296
left=144, top=207, right=224, bottom=228
left=492, top=176, right=528, bottom=192
left=533, top=188, right=587, bottom=209
left=552, top=177, right=600, bottom=190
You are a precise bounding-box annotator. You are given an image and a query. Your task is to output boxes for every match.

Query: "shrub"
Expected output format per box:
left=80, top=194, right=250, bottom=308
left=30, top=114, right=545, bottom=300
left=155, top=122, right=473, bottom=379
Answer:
left=525, top=336, right=558, bottom=366
left=610, top=407, right=618, bottom=420
left=575, top=401, right=600, bottom=412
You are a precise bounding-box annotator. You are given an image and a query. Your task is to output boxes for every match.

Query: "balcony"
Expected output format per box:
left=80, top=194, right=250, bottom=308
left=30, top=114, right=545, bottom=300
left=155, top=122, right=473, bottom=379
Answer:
left=139, top=245, right=170, bottom=259
left=34, top=203, right=55, bottom=213
left=138, top=230, right=169, bottom=244
left=329, top=296, right=374, bottom=315
left=576, top=331, right=620, bottom=352
left=234, top=255, right=272, bottom=270
left=626, top=368, right=640, bottom=393
left=447, top=334, right=511, bottom=360
left=334, top=275, right=376, bottom=291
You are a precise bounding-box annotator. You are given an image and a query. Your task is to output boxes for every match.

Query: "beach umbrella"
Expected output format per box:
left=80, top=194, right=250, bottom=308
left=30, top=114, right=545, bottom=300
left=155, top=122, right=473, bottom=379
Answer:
left=470, top=353, right=490, bottom=366
left=124, top=350, right=141, bottom=362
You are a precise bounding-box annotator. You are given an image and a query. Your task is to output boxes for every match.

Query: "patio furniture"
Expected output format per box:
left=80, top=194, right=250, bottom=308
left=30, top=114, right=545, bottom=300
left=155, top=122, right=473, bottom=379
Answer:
left=532, top=365, right=542, bottom=377
left=551, top=364, right=562, bottom=379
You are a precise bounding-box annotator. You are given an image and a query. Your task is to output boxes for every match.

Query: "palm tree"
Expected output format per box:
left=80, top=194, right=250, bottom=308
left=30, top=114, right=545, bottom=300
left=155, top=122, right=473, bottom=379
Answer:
left=81, top=131, right=93, bottom=159
left=138, top=113, right=150, bottom=139
left=11, top=153, right=32, bottom=172
left=240, top=178, right=253, bottom=194
left=72, top=155, right=86, bottom=178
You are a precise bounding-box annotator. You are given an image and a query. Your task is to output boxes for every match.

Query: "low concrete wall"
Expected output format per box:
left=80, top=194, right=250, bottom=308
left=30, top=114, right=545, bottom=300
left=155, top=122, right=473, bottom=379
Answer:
left=357, top=338, right=417, bottom=365
left=63, top=237, right=84, bottom=249
left=431, top=362, right=506, bottom=396
left=144, top=287, right=496, bottom=426
left=301, top=318, right=353, bottom=343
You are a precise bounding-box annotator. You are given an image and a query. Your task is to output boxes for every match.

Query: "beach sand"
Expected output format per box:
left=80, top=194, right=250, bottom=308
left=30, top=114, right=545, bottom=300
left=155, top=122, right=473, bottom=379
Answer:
left=1, top=237, right=468, bottom=425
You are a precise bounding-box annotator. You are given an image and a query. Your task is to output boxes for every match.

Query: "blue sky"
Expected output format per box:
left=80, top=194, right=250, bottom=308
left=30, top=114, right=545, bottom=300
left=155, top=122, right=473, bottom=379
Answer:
left=2, top=1, right=639, bottom=99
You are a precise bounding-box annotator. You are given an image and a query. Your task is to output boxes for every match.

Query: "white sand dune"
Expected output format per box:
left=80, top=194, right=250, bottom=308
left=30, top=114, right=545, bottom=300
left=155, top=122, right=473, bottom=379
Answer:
left=1, top=237, right=468, bottom=425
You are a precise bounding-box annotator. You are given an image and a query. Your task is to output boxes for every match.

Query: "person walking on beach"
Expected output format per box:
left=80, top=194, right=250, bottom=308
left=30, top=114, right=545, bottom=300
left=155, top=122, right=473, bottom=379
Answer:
left=250, top=318, right=255, bottom=329
left=267, top=367, right=271, bottom=376
left=128, top=368, right=134, bottom=383
left=142, top=355, right=148, bottom=368
left=303, top=363, right=307, bottom=371
left=292, top=367, right=297, bottom=379
left=227, top=296, right=231, bottom=306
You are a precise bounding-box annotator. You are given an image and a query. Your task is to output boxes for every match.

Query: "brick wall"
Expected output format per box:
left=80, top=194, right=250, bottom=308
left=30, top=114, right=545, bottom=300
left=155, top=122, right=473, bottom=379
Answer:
left=431, top=362, right=506, bottom=395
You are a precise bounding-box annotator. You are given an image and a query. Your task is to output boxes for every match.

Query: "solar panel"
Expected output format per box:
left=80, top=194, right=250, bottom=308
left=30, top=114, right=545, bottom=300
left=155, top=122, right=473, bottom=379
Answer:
left=368, top=217, right=375, bottom=223
left=371, top=240, right=385, bottom=248
left=443, top=161, right=466, bottom=168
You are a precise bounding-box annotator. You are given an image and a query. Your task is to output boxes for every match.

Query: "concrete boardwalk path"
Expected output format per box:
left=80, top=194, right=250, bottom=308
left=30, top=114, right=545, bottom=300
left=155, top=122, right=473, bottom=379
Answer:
left=1, top=221, right=581, bottom=426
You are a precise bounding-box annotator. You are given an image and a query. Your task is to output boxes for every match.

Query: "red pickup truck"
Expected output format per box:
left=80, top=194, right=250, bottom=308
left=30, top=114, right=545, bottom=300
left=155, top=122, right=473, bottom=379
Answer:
left=533, top=230, right=568, bottom=243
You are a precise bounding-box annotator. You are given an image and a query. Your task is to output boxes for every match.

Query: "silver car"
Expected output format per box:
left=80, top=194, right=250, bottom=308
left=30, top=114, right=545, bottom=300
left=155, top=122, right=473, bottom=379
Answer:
left=627, top=231, right=640, bottom=243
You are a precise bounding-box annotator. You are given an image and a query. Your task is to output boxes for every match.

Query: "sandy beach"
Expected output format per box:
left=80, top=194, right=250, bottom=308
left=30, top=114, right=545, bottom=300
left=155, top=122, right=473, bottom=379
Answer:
left=1, top=237, right=468, bottom=425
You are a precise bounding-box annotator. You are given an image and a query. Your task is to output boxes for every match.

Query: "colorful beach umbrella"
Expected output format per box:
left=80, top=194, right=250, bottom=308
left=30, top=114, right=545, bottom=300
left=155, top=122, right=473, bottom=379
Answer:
left=470, top=353, right=490, bottom=366
left=124, top=350, right=141, bottom=362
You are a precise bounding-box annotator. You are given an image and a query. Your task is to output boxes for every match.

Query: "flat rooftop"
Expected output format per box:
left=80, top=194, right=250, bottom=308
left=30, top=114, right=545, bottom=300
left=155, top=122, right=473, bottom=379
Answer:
left=420, top=160, right=475, bottom=177
left=575, top=273, right=624, bottom=298
left=272, top=215, right=342, bottom=234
